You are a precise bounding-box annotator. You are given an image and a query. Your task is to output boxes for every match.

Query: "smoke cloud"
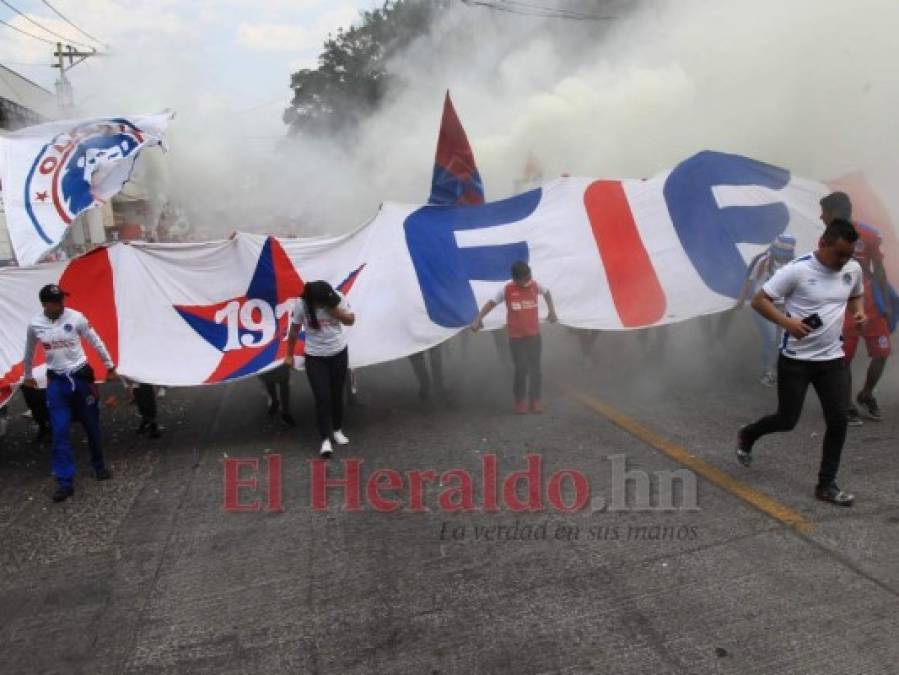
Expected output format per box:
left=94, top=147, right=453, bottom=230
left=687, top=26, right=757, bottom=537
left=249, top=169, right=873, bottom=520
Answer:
left=60, top=0, right=899, bottom=241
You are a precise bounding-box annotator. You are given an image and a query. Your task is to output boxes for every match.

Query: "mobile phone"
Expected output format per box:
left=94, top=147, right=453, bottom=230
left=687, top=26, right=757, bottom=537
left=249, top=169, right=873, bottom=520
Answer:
left=802, top=313, right=823, bottom=329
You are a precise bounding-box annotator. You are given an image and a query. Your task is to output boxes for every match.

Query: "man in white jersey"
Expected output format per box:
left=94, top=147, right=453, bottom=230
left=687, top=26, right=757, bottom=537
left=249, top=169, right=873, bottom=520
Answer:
left=23, top=284, right=118, bottom=503
left=735, top=219, right=864, bottom=506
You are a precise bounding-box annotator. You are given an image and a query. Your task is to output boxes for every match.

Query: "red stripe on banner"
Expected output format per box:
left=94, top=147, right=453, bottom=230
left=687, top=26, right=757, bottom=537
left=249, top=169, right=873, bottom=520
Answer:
left=59, top=247, right=118, bottom=378
left=51, top=143, right=77, bottom=226
left=584, top=180, right=666, bottom=327
left=271, top=238, right=303, bottom=304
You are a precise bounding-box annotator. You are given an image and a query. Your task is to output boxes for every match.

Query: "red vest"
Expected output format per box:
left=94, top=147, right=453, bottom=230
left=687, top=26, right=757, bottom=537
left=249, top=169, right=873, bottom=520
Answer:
left=504, top=280, right=541, bottom=338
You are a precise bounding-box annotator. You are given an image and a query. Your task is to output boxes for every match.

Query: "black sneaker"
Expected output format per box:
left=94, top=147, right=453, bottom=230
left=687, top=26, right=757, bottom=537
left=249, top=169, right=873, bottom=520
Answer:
left=856, top=393, right=883, bottom=421
left=281, top=413, right=296, bottom=428
left=148, top=422, right=161, bottom=439
left=815, top=483, right=854, bottom=507
left=52, top=486, right=74, bottom=502
left=96, top=468, right=112, bottom=480
left=847, top=406, right=863, bottom=427
left=735, top=425, right=753, bottom=467
left=136, top=419, right=150, bottom=434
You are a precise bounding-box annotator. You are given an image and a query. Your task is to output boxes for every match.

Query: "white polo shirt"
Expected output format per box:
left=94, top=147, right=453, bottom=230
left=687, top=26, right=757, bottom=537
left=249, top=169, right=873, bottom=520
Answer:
left=762, top=252, right=863, bottom=361
left=291, top=292, right=351, bottom=358
left=24, top=307, right=114, bottom=377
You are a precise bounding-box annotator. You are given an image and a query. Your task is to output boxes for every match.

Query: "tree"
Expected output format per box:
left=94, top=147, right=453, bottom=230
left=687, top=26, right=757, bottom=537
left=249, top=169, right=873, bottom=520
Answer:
left=283, top=0, right=446, bottom=137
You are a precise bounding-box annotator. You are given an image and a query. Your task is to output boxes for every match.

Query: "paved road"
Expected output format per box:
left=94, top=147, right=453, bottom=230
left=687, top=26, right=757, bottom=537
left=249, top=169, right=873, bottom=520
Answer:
left=1, top=315, right=897, bottom=674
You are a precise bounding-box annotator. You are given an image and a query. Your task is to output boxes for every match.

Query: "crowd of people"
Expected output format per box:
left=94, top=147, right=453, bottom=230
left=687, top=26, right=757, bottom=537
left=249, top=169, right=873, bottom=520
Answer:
left=0, top=192, right=892, bottom=507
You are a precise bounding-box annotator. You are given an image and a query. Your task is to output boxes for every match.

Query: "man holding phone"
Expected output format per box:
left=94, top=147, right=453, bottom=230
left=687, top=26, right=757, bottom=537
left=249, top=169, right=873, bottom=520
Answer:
left=735, top=219, right=865, bottom=506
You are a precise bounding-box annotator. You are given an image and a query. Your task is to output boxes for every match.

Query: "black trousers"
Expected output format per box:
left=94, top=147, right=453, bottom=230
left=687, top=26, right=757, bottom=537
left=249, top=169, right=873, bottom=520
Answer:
left=409, top=345, right=444, bottom=393
left=305, top=347, right=348, bottom=439
left=260, top=364, right=291, bottom=411
left=134, top=384, right=157, bottom=422
left=21, top=385, right=49, bottom=428
left=509, top=335, right=542, bottom=402
left=743, top=354, right=849, bottom=486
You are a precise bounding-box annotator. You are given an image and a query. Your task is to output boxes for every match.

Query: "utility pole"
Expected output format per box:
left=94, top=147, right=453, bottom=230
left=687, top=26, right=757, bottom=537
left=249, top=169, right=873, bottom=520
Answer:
left=52, top=42, right=101, bottom=110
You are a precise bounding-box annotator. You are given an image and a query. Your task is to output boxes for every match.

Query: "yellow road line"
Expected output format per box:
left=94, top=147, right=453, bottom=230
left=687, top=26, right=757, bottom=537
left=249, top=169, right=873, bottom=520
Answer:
left=565, top=387, right=816, bottom=534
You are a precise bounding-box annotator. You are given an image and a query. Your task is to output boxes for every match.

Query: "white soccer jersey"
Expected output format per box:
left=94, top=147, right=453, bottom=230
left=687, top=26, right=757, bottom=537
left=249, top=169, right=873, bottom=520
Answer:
left=762, top=253, right=863, bottom=361
left=24, top=307, right=114, bottom=378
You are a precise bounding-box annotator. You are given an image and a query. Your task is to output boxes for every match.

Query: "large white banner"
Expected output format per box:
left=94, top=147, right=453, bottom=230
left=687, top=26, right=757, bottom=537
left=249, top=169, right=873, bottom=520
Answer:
left=0, top=112, right=172, bottom=266
left=0, top=150, right=832, bottom=405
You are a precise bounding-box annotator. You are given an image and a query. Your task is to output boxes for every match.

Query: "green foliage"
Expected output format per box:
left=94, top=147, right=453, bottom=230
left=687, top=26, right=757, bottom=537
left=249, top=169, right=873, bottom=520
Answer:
left=283, top=0, right=444, bottom=136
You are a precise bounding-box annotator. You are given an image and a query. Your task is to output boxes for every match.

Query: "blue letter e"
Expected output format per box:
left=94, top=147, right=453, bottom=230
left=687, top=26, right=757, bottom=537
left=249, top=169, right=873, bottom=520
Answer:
left=664, top=151, right=791, bottom=299
left=404, top=190, right=540, bottom=327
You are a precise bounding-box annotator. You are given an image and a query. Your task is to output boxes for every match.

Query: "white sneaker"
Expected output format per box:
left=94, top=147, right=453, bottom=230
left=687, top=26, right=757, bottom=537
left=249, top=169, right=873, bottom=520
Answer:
left=333, top=429, right=350, bottom=445
left=319, top=438, right=333, bottom=457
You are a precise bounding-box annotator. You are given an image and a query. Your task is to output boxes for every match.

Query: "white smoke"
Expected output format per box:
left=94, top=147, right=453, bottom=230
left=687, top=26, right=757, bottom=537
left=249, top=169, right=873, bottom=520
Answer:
left=56, top=0, right=899, bottom=240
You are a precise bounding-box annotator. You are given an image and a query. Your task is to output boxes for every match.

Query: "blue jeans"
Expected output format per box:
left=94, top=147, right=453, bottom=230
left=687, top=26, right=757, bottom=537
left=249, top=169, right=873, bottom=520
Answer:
left=752, top=312, right=781, bottom=373
left=47, top=371, right=105, bottom=488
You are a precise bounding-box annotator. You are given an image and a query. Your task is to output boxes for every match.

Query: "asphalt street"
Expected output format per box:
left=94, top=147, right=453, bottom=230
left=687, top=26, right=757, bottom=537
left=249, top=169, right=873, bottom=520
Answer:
left=1, top=313, right=897, bottom=674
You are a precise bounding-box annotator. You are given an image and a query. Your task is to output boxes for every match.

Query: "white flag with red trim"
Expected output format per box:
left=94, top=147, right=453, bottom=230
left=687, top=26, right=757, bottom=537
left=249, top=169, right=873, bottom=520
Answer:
left=0, top=112, right=172, bottom=266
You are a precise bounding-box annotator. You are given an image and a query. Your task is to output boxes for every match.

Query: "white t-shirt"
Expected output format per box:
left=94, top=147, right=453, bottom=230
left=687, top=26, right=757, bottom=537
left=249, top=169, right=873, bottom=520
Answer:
left=762, top=253, right=863, bottom=361
left=24, top=307, right=114, bottom=377
left=291, top=291, right=351, bottom=357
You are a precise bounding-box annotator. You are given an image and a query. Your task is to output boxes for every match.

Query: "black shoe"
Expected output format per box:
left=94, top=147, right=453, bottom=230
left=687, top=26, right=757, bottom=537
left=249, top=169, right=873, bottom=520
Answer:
left=735, top=425, right=753, bottom=467
left=96, top=468, right=112, bottom=481
left=856, top=393, right=882, bottom=421
left=815, top=483, right=854, bottom=507
left=281, top=413, right=296, bottom=428
left=847, top=406, right=863, bottom=427
left=136, top=419, right=150, bottom=434
left=148, top=422, right=161, bottom=439
left=52, top=486, right=74, bottom=502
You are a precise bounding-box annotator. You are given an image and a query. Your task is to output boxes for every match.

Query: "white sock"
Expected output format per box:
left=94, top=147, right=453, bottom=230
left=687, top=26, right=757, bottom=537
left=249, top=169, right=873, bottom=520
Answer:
left=319, top=438, right=333, bottom=455
left=333, top=429, right=349, bottom=445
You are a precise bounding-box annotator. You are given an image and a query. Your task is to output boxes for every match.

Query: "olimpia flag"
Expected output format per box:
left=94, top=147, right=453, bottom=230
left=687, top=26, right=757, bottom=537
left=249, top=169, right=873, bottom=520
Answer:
left=1, top=150, right=893, bottom=408
left=0, top=112, right=172, bottom=266
left=428, top=91, right=485, bottom=206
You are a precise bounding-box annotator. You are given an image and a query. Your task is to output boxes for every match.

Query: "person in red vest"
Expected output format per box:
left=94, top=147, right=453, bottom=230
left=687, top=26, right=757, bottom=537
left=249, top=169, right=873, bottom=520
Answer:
left=470, top=261, right=558, bottom=413
left=820, top=192, right=892, bottom=425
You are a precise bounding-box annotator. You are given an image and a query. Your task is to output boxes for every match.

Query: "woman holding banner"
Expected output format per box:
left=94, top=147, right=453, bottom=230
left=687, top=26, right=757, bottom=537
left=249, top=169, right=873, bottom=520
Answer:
left=284, top=281, right=355, bottom=458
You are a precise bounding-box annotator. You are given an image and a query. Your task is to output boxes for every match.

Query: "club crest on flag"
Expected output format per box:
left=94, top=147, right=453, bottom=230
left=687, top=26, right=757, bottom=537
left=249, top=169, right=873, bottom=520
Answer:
left=24, top=120, right=147, bottom=244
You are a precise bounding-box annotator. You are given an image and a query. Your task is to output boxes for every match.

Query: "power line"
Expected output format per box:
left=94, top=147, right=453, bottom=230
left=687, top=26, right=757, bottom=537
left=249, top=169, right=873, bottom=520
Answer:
left=503, top=0, right=616, bottom=20
left=40, top=0, right=105, bottom=49
left=0, top=63, right=24, bottom=102
left=0, top=0, right=97, bottom=51
left=0, top=16, right=57, bottom=44
left=460, top=0, right=616, bottom=21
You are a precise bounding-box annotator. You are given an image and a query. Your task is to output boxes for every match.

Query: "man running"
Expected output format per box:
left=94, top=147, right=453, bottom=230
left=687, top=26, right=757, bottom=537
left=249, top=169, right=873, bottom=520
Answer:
left=23, top=284, right=118, bottom=502
left=735, top=219, right=864, bottom=506
left=819, top=192, right=892, bottom=425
